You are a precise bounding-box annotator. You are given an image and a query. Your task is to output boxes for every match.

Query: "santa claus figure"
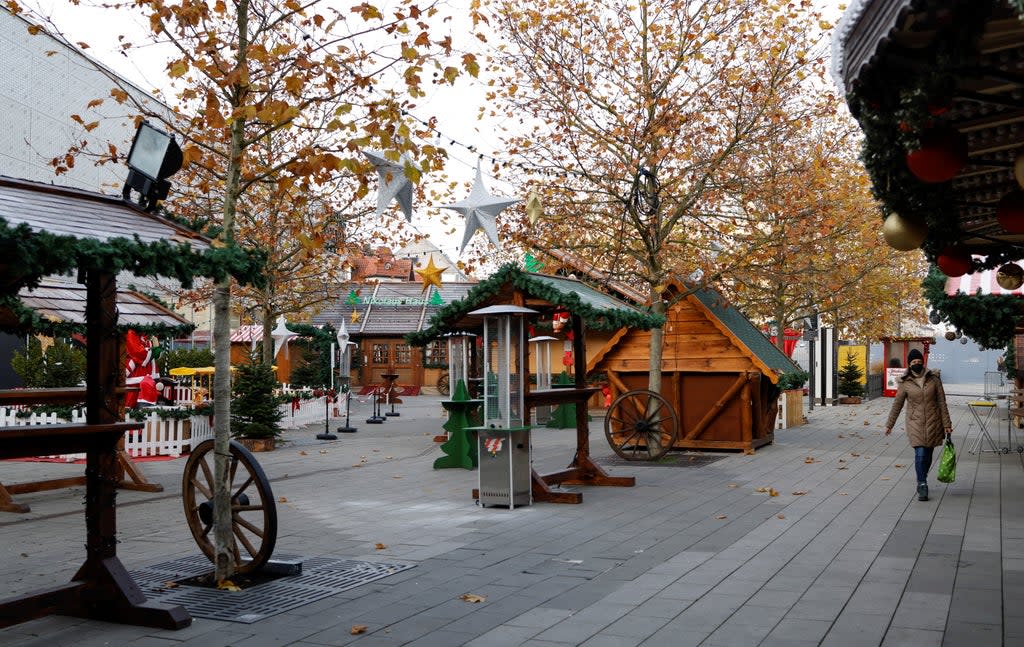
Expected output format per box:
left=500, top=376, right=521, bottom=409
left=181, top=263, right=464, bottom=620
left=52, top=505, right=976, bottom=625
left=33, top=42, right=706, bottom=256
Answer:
left=125, top=330, right=160, bottom=408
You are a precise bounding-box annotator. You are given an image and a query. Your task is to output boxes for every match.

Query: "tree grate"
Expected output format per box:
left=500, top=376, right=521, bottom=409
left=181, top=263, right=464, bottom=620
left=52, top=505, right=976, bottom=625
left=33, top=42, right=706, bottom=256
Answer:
left=131, top=554, right=414, bottom=623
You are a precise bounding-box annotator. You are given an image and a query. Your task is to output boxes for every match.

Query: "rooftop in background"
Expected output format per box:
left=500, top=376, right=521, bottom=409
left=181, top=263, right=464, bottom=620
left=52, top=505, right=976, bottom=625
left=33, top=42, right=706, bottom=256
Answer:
left=312, top=280, right=478, bottom=336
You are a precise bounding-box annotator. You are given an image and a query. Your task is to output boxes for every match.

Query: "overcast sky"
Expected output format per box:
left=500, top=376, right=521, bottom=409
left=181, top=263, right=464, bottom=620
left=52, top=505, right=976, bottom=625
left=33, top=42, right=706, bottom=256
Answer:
left=28, top=0, right=848, bottom=262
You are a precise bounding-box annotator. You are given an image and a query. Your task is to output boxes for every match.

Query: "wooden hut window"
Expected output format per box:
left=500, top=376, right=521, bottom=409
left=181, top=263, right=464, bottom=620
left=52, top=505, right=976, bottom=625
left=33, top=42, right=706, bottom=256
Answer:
left=424, top=340, right=447, bottom=367
left=394, top=343, right=412, bottom=365
left=372, top=343, right=389, bottom=364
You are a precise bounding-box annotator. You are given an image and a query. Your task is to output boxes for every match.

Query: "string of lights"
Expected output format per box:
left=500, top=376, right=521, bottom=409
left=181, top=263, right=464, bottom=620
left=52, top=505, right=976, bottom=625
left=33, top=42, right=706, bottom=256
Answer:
left=399, top=109, right=595, bottom=181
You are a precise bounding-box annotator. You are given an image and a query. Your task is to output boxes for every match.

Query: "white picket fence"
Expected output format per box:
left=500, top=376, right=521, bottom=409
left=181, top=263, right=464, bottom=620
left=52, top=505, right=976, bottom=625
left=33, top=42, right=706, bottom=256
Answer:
left=0, top=394, right=342, bottom=460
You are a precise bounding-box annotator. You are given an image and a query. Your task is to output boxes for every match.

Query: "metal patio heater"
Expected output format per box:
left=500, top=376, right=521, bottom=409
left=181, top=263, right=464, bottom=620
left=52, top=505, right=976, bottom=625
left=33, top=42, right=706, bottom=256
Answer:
left=529, top=335, right=557, bottom=425
left=468, top=304, right=537, bottom=509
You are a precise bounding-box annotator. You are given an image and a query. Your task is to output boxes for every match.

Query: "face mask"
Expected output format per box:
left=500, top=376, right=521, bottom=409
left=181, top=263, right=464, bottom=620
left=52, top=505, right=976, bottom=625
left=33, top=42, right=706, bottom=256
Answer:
left=910, top=364, right=924, bottom=375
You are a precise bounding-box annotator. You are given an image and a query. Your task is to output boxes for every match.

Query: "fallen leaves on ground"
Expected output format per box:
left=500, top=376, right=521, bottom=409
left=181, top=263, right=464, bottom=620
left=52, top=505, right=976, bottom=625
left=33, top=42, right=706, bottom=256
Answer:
left=298, top=450, right=308, bottom=456
left=392, top=475, right=403, bottom=479
left=162, top=581, right=179, bottom=589
left=770, top=488, right=779, bottom=497
left=839, top=492, right=848, bottom=496
left=217, top=580, right=241, bottom=592
left=894, top=464, right=904, bottom=468
left=727, top=483, right=739, bottom=488
left=716, top=515, right=728, bottom=519
left=278, top=496, right=288, bottom=503
left=350, top=625, right=368, bottom=635
left=375, top=543, right=387, bottom=550
left=851, top=452, right=861, bottom=457
left=319, top=450, right=328, bottom=454
left=792, top=491, right=807, bottom=495
left=352, top=463, right=363, bottom=467
left=777, top=514, right=786, bottom=519
left=460, top=593, right=486, bottom=603
left=804, top=457, right=817, bottom=463
left=880, top=476, right=890, bottom=481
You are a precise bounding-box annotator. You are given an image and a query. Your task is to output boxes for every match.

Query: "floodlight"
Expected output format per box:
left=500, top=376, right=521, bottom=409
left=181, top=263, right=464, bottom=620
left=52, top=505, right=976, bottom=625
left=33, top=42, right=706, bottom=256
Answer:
left=122, top=121, right=183, bottom=211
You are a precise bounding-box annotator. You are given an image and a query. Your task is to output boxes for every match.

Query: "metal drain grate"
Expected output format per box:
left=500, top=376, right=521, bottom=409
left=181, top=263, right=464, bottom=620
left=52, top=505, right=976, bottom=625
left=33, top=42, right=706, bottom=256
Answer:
left=131, top=554, right=414, bottom=623
left=596, top=453, right=727, bottom=467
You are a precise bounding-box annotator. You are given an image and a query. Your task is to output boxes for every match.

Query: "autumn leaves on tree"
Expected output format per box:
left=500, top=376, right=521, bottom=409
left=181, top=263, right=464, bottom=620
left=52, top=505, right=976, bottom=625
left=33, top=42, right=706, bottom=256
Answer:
left=481, top=0, right=926, bottom=370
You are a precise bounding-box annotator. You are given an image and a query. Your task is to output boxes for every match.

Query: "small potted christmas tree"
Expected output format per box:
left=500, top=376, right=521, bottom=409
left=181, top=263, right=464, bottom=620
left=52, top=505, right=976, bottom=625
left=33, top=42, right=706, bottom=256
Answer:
left=838, top=350, right=865, bottom=404
left=231, top=362, right=283, bottom=451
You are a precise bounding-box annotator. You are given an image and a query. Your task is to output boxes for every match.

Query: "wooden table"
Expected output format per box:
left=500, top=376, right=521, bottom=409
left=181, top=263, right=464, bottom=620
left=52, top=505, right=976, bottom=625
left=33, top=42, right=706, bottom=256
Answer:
left=0, top=422, right=190, bottom=629
left=524, top=387, right=634, bottom=504
left=0, top=388, right=163, bottom=513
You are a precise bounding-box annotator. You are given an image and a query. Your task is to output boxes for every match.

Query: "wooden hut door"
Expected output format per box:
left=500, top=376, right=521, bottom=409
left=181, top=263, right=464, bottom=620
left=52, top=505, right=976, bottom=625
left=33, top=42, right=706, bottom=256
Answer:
left=364, top=339, right=417, bottom=386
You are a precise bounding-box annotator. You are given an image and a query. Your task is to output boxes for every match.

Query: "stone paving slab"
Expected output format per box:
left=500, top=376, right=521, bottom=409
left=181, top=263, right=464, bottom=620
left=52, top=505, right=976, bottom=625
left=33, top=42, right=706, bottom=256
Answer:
left=1, top=392, right=1023, bottom=645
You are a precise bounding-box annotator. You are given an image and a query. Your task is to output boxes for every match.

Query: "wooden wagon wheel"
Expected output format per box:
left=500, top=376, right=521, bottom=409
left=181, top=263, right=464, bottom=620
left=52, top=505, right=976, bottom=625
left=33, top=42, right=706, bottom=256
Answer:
left=182, top=439, right=277, bottom=574
left=604, top=389, right=679, bottom=461
left=437, top=372, right=450, bottom=396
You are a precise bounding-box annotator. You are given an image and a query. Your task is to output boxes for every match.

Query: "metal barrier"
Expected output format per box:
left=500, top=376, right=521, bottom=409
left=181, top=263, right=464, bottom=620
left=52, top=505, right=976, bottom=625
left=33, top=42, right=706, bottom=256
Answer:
left=866, top=373, right=884, bottom=400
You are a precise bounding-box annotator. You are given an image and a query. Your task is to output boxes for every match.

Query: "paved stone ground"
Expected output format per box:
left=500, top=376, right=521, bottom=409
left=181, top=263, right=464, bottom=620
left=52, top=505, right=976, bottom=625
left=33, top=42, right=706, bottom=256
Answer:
left=1, top=391, right=1022, bottom=646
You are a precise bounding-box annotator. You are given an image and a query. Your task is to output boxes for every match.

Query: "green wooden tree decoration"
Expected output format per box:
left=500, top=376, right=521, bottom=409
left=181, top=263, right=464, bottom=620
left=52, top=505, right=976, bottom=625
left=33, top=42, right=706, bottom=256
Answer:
left=433, top=379, right=481, bottom=469
left=838, top=350, right=865, bottom=399
left=428, top=289, right=444, bottom=306
left=546, top=371, right=578, bottom=428
left=345, top=289, right=362, bottom=305
left=524, top=252, right=544, bottom=272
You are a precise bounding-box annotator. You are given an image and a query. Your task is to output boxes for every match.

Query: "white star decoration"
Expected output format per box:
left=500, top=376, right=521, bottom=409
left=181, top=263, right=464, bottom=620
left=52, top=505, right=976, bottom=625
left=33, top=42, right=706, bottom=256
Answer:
left=363, top=149, right=416, bottom=221
left=443, top=164, right=520, bottom=253
left=270, top=315, right=298, bottom=359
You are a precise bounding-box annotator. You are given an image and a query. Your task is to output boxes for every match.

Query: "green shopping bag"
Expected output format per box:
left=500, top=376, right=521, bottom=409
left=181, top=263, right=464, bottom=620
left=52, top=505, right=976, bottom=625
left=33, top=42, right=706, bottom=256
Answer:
left=937, top=435, right=956, bottom=484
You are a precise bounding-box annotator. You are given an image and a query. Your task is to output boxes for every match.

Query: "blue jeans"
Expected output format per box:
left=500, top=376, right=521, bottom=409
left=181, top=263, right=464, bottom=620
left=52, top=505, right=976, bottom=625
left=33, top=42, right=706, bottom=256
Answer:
left=914, top=446, right=934, bottom=484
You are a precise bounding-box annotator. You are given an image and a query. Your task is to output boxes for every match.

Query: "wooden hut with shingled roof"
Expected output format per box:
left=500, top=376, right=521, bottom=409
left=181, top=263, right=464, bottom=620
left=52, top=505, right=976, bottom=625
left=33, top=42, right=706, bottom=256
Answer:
left=590, top=280, right=802, bottom=454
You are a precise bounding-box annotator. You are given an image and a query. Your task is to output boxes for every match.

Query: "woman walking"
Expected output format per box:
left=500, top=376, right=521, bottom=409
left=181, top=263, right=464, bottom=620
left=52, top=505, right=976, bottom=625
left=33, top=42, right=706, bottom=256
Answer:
left=885, top=348, right=953, bottom=501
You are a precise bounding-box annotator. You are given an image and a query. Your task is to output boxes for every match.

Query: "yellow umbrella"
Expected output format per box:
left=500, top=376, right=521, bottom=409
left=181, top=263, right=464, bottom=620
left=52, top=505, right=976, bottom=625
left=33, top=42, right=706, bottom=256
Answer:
left=168, top=367, right=196, bottom=377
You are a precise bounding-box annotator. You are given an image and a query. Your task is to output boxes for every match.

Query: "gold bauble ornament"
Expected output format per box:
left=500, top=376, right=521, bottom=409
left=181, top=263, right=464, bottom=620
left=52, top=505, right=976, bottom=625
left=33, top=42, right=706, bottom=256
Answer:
left=944, top=330, right=957, bottom=341
left=882, top=213, right=927, bottom=251
left=997, top=262, right=1024, bottom=290
left=1014, top=152, right=1024, bottom=189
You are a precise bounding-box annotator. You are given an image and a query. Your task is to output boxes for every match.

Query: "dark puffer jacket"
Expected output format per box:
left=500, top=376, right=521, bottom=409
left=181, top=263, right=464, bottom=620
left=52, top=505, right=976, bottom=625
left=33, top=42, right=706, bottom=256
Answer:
left=885, top=370, right=953, bottom=448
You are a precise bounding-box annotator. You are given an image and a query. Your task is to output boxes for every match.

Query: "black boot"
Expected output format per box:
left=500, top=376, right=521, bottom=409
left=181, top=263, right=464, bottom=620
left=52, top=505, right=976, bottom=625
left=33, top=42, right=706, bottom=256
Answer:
left=917, top=483, right=929, bottom=501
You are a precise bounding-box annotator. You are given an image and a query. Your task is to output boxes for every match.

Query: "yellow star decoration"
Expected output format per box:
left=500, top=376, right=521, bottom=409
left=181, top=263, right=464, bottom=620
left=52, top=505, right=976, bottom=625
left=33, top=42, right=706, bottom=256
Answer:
left=351, top=309, right=361, bottom=324
left=416, top=255, right=445, bottom=293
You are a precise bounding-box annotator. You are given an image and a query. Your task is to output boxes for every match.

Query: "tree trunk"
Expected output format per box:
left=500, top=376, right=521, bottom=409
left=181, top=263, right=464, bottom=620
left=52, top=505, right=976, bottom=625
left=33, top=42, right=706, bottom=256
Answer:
left=262, top=303, right=274, bottom=366
left=647, top=290, right=665, bottom=396
left=211, top=280, right=234, bottom=582
left=212, top=0, right=250, bottom=585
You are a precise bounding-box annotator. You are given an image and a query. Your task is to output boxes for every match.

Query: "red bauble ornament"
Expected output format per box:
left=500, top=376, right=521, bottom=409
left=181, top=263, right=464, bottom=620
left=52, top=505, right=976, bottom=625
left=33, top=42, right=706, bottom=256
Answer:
left=936, top=247, right=972, bottom=277
left=997, top=190, right=1024, bottom=234
left=905, top=126, right=968, bottom=183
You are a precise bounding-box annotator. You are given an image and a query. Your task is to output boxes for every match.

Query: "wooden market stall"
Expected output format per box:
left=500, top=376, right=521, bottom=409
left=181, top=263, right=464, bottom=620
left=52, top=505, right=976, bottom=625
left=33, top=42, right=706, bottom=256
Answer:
left=590, top=281, right=802, bottom=454
left=0, top=175, right=262, bottom=629
left=407, top=264, right=664, bottom=504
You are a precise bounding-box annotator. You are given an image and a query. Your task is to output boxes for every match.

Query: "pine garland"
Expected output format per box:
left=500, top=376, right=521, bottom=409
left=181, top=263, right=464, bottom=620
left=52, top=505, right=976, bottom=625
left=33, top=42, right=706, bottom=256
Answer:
left=0, top=218, right=267, bottom=298
left=921, top=267, right=1022, bottom=349
left=0, top=217, right=267, bottom=336
left=407, top=263, right=665, bottom=346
